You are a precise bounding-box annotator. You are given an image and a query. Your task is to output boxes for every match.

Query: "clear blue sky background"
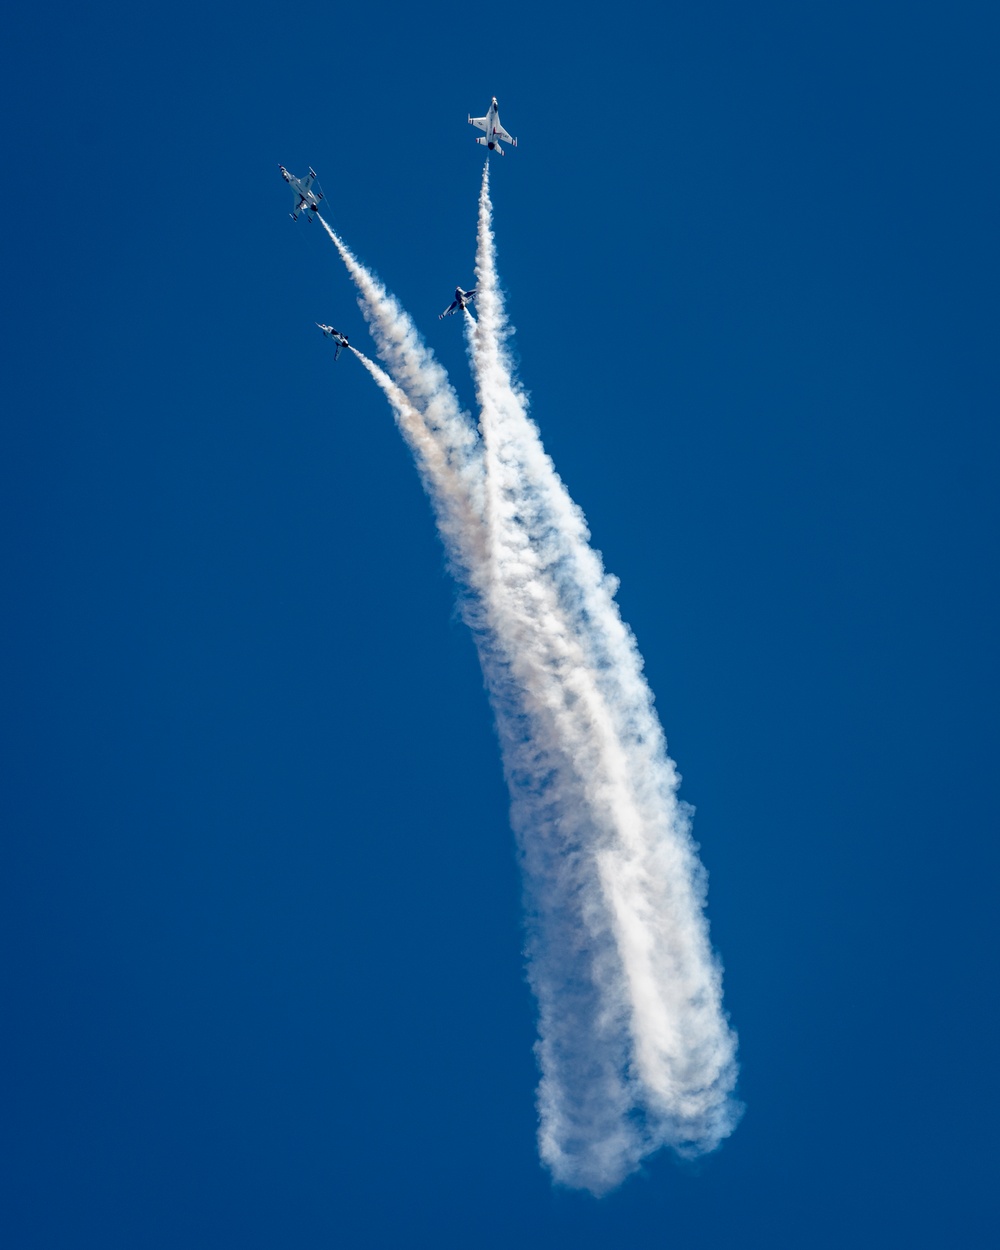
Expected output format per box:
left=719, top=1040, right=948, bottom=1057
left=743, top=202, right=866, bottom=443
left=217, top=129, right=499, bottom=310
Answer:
left=3, top=1, right=998, bottom=1245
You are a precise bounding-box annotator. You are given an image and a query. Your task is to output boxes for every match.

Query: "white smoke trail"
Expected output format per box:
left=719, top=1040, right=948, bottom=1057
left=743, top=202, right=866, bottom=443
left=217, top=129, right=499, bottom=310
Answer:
left=317, top=187, right=740, bottom=1195
left=465, top=163, right=741, bottom=1193
left=318, top=216, right=484, bottom=550
left=347, top=343, right=483, bottom=544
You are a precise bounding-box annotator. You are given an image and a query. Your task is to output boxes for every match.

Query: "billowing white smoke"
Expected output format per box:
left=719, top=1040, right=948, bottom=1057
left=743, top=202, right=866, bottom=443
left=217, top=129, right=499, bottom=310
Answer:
left=319, top=189, right=740, bottom=1195
left=463, top=165, right=741, bottom=1192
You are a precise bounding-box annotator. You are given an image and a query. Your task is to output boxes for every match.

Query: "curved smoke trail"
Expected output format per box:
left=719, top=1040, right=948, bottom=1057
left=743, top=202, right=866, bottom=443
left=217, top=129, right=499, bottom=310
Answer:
left=318, top=183, right=740, bottom=1194
left=318, top=216, right=484, bottom=571
left=462, top=164, right=741, bottom=1192
left=346, top=344, right=484, bottom=554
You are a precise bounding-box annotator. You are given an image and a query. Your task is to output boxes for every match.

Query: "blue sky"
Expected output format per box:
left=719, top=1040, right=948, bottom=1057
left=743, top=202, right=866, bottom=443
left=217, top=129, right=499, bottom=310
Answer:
left=3, top=1, right=998, bottom=1245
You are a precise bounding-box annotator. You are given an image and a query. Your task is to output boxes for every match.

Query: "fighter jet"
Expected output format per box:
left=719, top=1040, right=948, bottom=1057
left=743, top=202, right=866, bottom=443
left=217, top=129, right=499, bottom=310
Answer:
left=468, top=97, right=517, bottom=155
left=317, top=323, right=349, bottom=360
left=279, top=165, right=323, bottom=221
left=439, top=287, right=478, bottom=319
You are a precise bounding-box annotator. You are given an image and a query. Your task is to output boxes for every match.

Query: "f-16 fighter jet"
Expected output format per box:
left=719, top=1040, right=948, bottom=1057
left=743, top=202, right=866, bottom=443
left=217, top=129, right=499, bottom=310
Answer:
left=468, top=97, right=517, bottom=155
left=279, top=165, right=323, bottom=220
left=439, top=287, right=478, bottom=319
left=317, top=323, right=349, bottom=359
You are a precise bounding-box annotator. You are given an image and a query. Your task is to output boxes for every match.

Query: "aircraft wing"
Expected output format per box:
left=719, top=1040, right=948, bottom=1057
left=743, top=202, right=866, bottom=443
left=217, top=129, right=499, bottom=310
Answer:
left=439, top=301, right=458, bottom=319
left=494, top=125, right=516, bottom=145
left=469, top=114, right=488, bottom=132
left=300, top=168, right=316, bottom=193
left=333, top=342, right=342, bottom=361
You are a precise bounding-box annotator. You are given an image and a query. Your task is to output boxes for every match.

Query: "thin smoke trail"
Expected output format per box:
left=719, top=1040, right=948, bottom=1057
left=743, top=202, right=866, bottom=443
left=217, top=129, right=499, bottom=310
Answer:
left=347, top=344, right=482, bottom=548
left=318, top=216, right=484, bottom=540
left=465, top=162, right=741, bottom=1193
left=318, top=215, right=466, bottom=432
left=318, top=215, right=494, bottom=597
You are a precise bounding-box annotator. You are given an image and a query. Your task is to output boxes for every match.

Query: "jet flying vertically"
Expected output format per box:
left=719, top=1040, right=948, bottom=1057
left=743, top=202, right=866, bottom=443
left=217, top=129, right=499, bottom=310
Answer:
left=279, top=165, right=323, bottom=221
left=439, top=287, right=478, bottom=319
left=316, top=323, right=349, bottom=359
left=468, top=98, right=517, bottom=155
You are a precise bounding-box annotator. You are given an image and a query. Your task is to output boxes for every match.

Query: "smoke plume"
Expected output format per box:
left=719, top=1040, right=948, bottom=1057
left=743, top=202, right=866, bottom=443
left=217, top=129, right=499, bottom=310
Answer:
left=319, top=180, right=740, bottom=1194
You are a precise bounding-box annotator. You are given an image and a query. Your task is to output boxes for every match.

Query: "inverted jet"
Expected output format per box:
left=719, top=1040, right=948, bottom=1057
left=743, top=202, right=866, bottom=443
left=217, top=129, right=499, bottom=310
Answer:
left=468, top=98, right=517, bottom=155
left=439, top=286, right=478, bottom=319
left=317, top=323, right=349, bottom=359
left=279, top=165, right=323, bottom=221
